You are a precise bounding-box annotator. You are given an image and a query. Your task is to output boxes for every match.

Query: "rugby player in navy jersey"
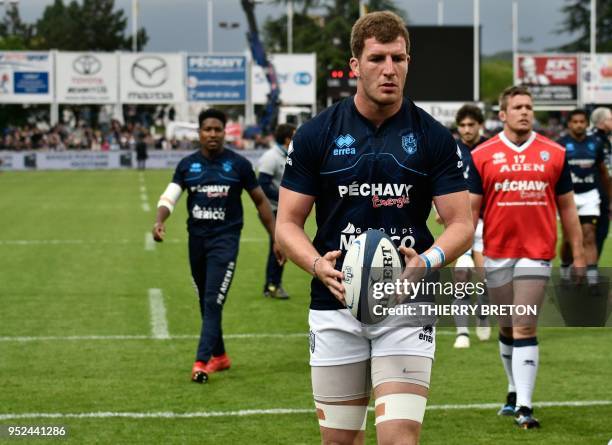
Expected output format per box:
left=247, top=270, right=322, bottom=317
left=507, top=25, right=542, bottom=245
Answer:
left=557, top=109, right=610, bottom=287
left=276, top=11, right=473, bottom=445
left=152, top=108, right=283, bottom=383
left=590, top=107, right=612, bottom=256
left=444, top=104, right=490, bottom=348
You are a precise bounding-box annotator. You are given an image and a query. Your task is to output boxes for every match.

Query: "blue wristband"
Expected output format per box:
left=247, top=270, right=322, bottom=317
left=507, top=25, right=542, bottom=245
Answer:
left=419, top=254, right=432, bottom=272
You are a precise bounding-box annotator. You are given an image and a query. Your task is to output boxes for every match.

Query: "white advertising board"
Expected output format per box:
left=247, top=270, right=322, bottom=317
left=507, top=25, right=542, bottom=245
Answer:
left=119, top=53, right=185, bottom=104
left=252, top=53, right=316, bottom=105
left=56, top=52, right=118, bottom=103
left=581, top=53, right=612, bottom=104
left=0, top=52, right=53, bottom=103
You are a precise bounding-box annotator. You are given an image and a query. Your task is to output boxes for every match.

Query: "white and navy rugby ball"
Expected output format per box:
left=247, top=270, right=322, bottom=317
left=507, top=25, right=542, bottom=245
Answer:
left=342, top=230, right=403, bottom=324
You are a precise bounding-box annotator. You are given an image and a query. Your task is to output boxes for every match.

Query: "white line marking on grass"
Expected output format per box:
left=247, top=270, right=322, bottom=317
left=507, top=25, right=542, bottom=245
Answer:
left=240, top=237, right=266, bottom=242
left=1, top=400, right=609, bottom=420
left=139, top=174, right=150, bottom=212
left=0, top=332, right=452, bottom=342
left=148, top=289, right=170, bottom=339
left=0, top=333, right=309, bottom=342
left=0, top=239, right=183, bottom=246
left=144, top=232, right=155, bottom=251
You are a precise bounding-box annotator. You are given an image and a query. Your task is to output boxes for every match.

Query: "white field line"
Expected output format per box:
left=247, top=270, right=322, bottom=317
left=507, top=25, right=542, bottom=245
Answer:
left=0, top=400, right=609, bottom=420
left=0, top=331, right=453, bottom=342
left=144, top=232, right=155, bottom=251
left=148, top=288, right=170, bottom=339
left=0, top=238, right=265, bottom=246
left=139, top=175, right=150, bottom=213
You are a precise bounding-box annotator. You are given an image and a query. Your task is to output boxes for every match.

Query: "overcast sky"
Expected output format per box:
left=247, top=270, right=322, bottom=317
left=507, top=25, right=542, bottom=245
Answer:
left=16, top=0, right=580, bottom=56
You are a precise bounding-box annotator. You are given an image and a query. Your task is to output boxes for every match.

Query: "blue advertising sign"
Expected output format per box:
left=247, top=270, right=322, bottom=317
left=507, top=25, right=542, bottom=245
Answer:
left=14, top=72, right=49, bottom=94
left=186, top=55, right=246, bottom=103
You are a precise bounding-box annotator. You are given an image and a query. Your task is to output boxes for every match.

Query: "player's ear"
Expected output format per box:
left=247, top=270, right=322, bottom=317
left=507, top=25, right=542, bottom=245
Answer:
left=349, top=57, right=359, bottom=78
left=498, top=109, right=506, bottom=123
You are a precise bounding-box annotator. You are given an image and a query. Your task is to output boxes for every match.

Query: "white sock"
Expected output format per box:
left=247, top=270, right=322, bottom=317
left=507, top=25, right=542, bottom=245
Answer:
left=499, top=334, right=515, bottom=393
left=456, top=326, right=469, bottom=336
left=512, top=338, right=539, bottom=409
left=587, top=265, right=599, bottom=286
left=560, top=264, right=571, bottom=280
left=453, top=298, right=470, bottom=333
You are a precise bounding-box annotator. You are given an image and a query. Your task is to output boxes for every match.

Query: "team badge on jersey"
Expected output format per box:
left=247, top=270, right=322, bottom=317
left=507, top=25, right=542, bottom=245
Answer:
left=189, top=162, right=202, bottom=173
left=402, top=133, right=417, bottom=155
left=540, top=151, right=550, bottom=162
left=222, top=161, right=233, bottom=172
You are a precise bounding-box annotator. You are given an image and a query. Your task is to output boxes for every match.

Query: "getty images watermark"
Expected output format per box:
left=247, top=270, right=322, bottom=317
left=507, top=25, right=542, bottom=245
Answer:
left=371, top=279, right=537, bottom=318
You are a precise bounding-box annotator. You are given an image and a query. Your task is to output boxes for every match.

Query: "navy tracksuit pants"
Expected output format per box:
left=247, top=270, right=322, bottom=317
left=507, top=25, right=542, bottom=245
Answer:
left=189, top=232, right=239, bottom=363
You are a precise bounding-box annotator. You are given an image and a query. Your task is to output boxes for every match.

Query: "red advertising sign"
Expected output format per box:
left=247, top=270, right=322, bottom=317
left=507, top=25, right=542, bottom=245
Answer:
left=515, top=54, right=578, bottom=103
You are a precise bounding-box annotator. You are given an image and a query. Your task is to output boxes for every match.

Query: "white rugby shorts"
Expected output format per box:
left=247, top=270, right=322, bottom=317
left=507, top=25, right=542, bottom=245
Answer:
left=473, top=219, right=484, bottom=252
left=484, top=257, right=552, bottom=288
left=574, top=189, right=601, bottom=217
left=308, top=309, right=435, bottom=367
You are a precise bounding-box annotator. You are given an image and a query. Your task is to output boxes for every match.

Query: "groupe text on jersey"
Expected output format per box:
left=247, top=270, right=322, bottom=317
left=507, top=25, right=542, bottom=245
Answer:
left=171, top=148, right=259, bottom=237
left=281, top=97, right=467, bottom=310
left=468, top=131, right=573, bottom=260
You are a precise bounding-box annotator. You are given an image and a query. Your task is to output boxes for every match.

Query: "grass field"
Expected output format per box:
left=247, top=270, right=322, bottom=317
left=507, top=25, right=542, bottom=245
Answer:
left=0, top=169, right=611, bottom=444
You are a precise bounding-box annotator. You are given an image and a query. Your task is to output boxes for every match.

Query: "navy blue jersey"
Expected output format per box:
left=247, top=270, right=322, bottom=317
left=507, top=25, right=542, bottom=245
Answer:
left=593, top=128, right=611, bottom=174
left=557, top=134, right=604, bottom=194
left=281, top=97, right=467, bottom=310
left=456, top=136, right=487, bottom=181
left=172, top=148, right=258, bottom=237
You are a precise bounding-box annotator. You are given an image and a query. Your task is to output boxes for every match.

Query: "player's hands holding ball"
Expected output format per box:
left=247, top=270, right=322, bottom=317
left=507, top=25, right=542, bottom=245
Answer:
left=314, top=250, right=345, bottom=304
left=396, top=246, right=428, bottom=303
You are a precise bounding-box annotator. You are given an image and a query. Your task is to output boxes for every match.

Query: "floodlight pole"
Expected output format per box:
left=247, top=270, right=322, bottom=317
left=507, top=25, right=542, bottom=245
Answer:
left=473, top=0, right=479, bottom=101
left=437, top=0, right=444, bottom=26
left=590, top=0, right=596, bottom=54
left=287, top=0, right=293, bottom=53
left=208, top=0, right=214, bottom=54
left=132, top=0, right=138, bottom=52
left=512, top=0, right=518, bottom=85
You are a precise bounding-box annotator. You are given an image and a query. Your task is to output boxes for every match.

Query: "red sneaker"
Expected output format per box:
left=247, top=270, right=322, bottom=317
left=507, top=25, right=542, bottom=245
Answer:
left=191, top=361, right=209, bottom=383
left=205, top=353, right=232, bottom=373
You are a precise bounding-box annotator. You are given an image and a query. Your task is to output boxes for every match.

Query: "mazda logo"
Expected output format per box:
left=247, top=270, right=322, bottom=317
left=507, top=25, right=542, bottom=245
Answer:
left=131, top=56, right=168, bottom=88
left=73, top=54, right=101, bottom=76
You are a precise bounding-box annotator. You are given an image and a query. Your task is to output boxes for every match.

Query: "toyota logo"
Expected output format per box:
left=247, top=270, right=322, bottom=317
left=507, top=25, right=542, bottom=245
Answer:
left=73, top=54, right=101, bottom=75
left=131, top=56, right=168, bottom=88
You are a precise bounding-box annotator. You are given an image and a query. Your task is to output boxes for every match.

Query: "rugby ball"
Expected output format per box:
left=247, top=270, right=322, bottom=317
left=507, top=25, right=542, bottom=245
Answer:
left=342, top=230, right=403, bottom=324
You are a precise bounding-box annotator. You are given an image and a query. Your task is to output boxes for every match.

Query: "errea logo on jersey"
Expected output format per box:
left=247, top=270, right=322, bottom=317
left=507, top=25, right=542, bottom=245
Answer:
left=286, top=142, right=294, bottom=166
left=333, top=134, right=356, bottom=156
left=492, top=152, right=506, bottom=164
